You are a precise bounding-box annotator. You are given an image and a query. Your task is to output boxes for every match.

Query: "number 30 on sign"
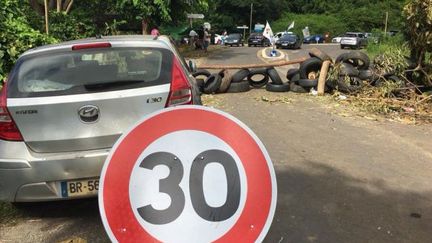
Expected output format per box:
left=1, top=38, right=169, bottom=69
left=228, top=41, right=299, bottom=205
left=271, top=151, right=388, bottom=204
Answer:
left=99, top=106, right=277, bottom=243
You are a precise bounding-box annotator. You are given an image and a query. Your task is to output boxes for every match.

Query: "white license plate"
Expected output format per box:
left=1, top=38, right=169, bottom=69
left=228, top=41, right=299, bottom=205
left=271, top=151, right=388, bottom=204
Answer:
left=61, top=178, right=99, bottom=198
left=282, top=43, right=288, bottom=46
left=253, top=41, right=258, bottom=43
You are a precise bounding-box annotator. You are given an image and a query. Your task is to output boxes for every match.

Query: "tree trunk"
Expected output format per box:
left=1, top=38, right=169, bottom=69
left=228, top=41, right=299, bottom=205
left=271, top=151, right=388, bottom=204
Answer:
left=56, top=0, right=61, bottom=12
left=65, top=0, right=74, bottom=14
left=142, top=19, right=149, bottom=35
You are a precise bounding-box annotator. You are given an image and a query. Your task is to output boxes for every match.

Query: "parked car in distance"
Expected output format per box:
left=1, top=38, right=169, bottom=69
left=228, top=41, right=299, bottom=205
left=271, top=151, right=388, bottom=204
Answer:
left=247, top=32, right=271, bottom=47
left=340, top=32, right=367, bottom=49
left=0, top=35, right=202, bottom=202
left=273, top=31, right=292, bottom=43
left=332, top=34, right=345, bottom=43
left=275, top=34, right=302, bottom=49
left=303, top=34, right=325, bottom=44
left=225, top=33, right=244, bottom=46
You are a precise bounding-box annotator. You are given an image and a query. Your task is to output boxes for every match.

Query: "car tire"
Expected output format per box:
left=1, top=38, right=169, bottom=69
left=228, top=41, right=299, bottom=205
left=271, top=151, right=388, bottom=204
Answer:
left=339, top=62, right=360, bottom=77
left=358, top=69, right=374, bottom=80
left=337, top=76, right=363, bottom=93
left=286, top=68, right=299, bottom=81
left=248, top=68, right=270, bottom=88
left=203, top=73, right=222, bottom=94
left=232, top=68, right=250, bottom=83
left=227, top=81, right=251, bottom=93
left=265, top=83, right=290, bottom=92
left=309, top=48, right=332, bottom=62
left=217, top=69, right=232, bottom=93
left=267, top=67, right=283, bottom=84
left=192, top=69, right=211, bottom=78
left=290, top=73, right=301, bottom=83
left=335, top=53, right=348, bottom=64
left=340, top=45, right=345, bottom=49
left=299, top=57, right=323, bottom=79
left=195, top=78, right=205, bottom=92
left=298, top=79, right=318, bottom=88
left=290, top=82, right=309, bottom=93
left=337, top=51, right=370, bottom=70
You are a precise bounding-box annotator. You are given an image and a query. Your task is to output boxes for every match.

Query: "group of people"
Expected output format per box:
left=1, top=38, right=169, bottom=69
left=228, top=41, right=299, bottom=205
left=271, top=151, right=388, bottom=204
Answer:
left=189, top=28, right=212, bottom=52
left=189, top=29, right=229, bottom=52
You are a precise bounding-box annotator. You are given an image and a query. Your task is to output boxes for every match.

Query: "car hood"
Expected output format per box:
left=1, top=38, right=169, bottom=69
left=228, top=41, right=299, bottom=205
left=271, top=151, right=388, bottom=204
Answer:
left=280, top=37, right=297, bottom=42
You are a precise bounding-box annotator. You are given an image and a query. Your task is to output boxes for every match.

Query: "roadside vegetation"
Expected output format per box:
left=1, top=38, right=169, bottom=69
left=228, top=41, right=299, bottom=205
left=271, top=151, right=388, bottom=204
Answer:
left=0, top=0, right=430, bottom=124
left=0, top=0, right=409, bottom=83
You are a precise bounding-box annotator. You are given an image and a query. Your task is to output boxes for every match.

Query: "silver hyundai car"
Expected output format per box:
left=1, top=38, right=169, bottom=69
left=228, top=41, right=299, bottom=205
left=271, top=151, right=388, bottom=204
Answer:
left=0, top=35, right=201, bottom=202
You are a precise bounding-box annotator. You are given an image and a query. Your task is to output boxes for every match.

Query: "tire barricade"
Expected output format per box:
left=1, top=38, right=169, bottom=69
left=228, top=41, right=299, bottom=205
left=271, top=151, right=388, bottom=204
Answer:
left=193, top=48, right=409, bottom=95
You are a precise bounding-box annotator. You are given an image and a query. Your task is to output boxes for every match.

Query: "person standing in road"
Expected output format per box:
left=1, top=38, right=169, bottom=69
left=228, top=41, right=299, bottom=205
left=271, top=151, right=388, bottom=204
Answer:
left=203, top=28, right=210, bottom=52
left=221, top=30, right=227, bottom=45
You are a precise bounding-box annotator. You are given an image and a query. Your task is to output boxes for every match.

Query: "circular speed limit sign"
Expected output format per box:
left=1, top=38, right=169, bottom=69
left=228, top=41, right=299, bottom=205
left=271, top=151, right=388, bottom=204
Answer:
left=99, top=106, right=277, bottom=242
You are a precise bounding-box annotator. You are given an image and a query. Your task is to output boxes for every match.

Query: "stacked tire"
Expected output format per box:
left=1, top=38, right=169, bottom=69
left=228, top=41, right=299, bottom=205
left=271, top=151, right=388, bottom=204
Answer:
left=287, top=49, right=334, bottom=93
left=331, top=51, right=371, bottom=93
left=192, top=67, right=291, bottom=94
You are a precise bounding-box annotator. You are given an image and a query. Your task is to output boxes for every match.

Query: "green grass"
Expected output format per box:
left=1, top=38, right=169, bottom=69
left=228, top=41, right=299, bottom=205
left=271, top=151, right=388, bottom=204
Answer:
left=366, top=34, right=408, bottom=60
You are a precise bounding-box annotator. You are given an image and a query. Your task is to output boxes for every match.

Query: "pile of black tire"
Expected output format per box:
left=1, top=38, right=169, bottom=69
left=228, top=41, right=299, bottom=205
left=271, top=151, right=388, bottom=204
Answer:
left=286, top=51, right=373, bottom=93
left=192, top=67, right=290, bottom=94
left=193, top=50, right=408, bottom=95
left=287, top=50, right=410, bottom=94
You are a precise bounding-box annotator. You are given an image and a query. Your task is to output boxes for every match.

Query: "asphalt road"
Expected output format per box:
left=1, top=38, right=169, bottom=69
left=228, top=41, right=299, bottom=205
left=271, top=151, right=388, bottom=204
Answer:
left=1, top=44, right=431, bottom=243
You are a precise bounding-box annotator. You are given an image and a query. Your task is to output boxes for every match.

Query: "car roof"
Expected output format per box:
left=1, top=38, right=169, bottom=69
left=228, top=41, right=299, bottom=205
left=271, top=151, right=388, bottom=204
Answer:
left=21, top=35, right=173, bottom=57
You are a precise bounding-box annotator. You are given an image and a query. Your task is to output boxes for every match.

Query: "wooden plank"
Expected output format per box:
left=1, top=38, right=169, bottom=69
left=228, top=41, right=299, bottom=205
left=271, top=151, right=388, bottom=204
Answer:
left=317, top=60, right=331, bottom=95
left=197, top=57, right=307, bottom=69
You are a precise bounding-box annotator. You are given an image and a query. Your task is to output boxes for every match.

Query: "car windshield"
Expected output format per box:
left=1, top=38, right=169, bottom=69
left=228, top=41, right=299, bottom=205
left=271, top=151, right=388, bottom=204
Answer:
left=345, top=33, right=358, bottom=37
left=280, top=35, right=297, bottom=40
left=228, top=34, right=240, bottom=38
left=9, top=47, right=172, bottom=97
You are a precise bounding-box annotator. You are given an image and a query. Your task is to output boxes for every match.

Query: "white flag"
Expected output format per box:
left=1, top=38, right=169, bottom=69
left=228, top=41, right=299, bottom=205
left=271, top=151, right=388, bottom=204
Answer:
left=263, top=21, right=273, bottom=40
left=287, top=21, right=295, bottom=30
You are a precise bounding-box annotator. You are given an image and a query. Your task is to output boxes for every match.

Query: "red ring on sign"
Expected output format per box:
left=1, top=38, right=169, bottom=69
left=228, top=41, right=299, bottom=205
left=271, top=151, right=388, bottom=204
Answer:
left=101, top=107, right=273, bottom=242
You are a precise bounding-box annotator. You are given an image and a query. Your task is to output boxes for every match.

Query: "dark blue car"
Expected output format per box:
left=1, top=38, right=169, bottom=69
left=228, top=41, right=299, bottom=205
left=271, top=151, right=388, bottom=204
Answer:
left=303, top=34, right=325, bottom=44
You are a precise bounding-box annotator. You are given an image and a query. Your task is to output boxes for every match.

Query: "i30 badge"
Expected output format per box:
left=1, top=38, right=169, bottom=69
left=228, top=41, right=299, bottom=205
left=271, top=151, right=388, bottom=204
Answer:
left=78, top=105, right=100, bottom=123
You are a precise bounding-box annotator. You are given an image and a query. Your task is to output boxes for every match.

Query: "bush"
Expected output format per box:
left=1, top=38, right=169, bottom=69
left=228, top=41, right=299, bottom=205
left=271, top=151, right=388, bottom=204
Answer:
left=0, top=0, right=56, bottom=82
left=272, top=13, right=347, bottom=37
left=366, top=34, right=408, bottom=59
left=49, top=11, right=96, bottom=41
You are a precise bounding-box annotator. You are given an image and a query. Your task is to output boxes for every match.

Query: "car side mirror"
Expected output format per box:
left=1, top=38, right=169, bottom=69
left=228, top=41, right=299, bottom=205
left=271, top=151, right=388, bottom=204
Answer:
left=188, top=60, right=197, bottom=73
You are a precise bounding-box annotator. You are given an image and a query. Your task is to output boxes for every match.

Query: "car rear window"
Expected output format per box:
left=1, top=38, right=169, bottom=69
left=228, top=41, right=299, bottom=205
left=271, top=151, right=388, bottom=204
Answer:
left=346, top=33, right=358, bottom=37
left=7, top=47, right=173, bottom=98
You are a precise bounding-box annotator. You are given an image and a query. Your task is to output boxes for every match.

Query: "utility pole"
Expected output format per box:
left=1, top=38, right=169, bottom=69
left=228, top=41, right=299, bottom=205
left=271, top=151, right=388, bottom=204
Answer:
left=384, top=11, right=388, bottom=37
left=44, top=0, right=49, bottom=34
left=249, top=3, right=253, bottom=35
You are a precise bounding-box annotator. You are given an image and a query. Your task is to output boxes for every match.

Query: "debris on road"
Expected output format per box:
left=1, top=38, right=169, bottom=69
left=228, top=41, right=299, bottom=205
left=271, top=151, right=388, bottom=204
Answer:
left=193, top=47, right=431, bottom=123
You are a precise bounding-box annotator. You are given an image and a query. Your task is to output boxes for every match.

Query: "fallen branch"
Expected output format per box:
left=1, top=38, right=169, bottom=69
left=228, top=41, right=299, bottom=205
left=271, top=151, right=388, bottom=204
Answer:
left=197, top=57, right=308, bottom=69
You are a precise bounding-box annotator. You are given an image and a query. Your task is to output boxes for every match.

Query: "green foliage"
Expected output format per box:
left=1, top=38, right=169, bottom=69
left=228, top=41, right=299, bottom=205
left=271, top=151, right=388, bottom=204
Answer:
left=366, top=34, right=408, bottom=60
left=49, top=11, right=96, bottom=41
left=272, top=13, right=347, bottom=36
left=404, top=0, right=432, bottom=57
left=0, top=0, right=56, bottom=82
left=104, top=19, right=127, bottom=36
left=207, top=0, right=405, bottom=34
